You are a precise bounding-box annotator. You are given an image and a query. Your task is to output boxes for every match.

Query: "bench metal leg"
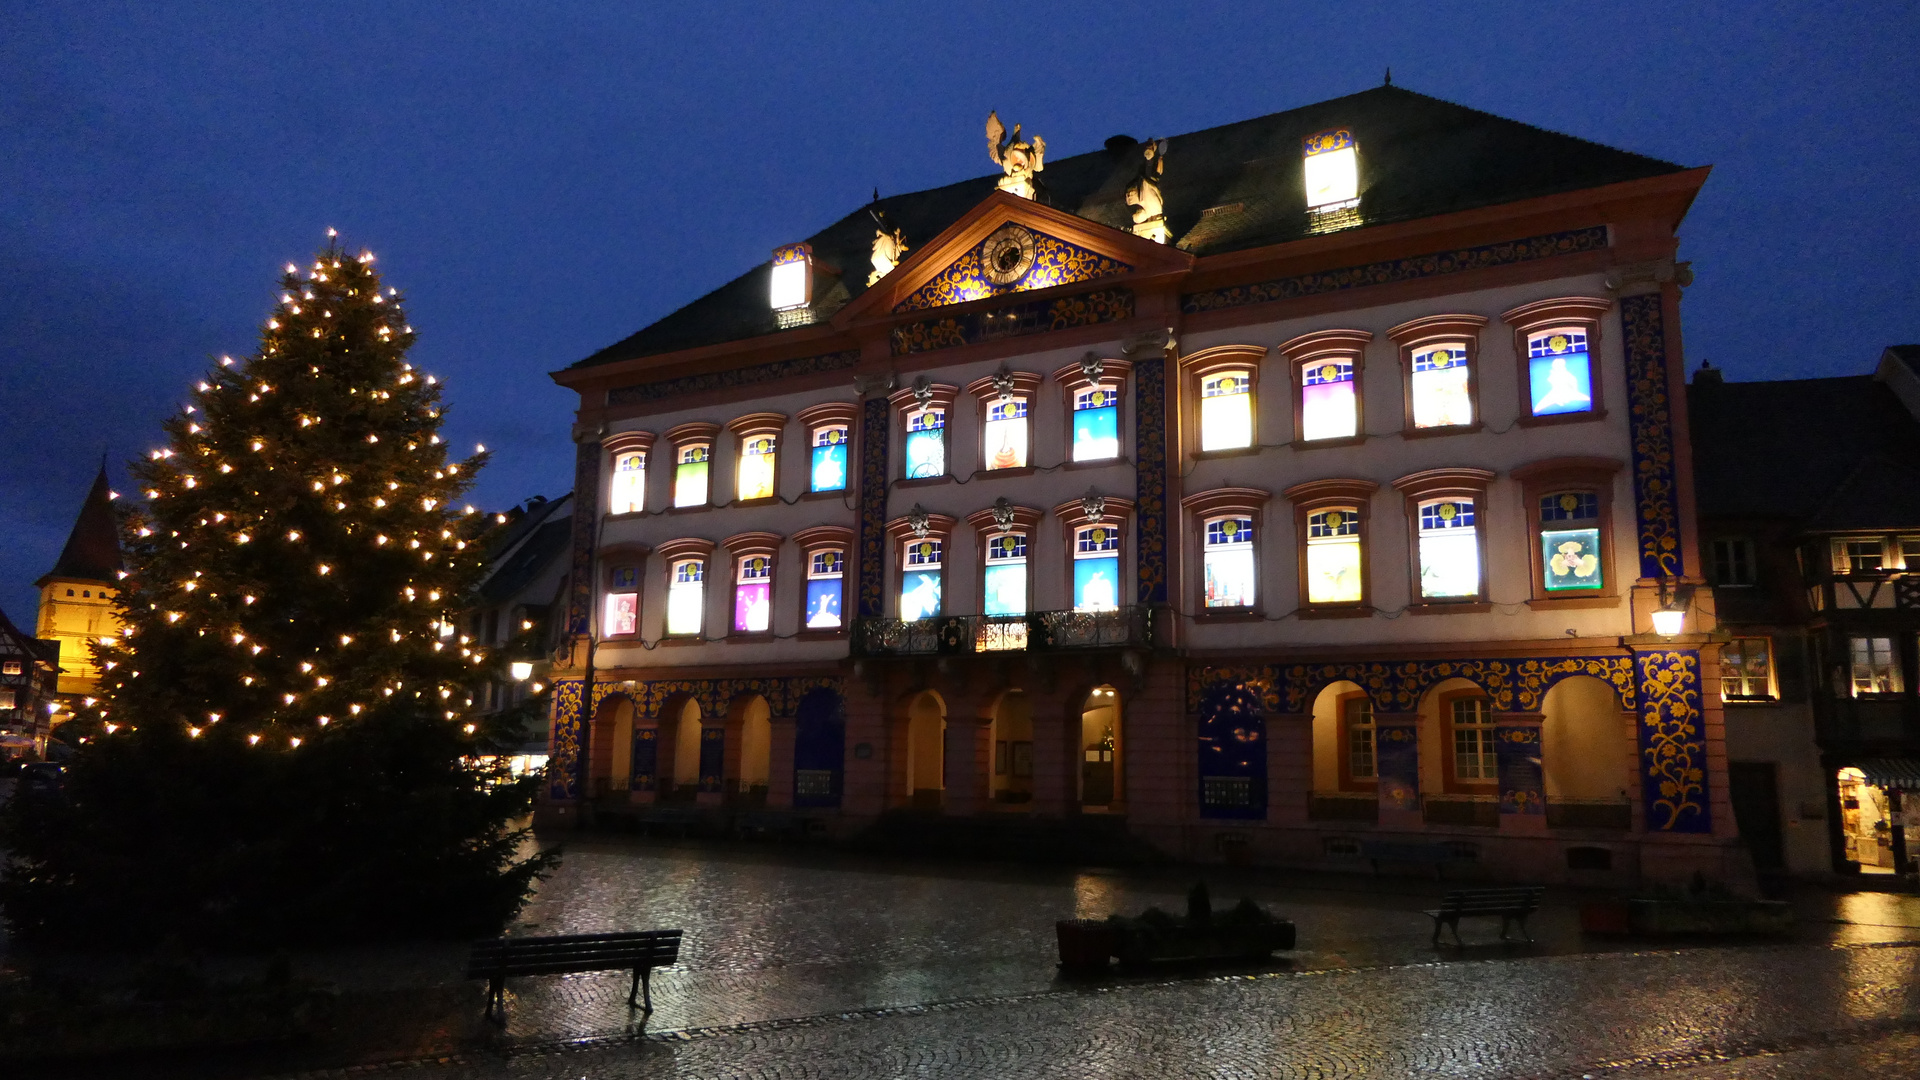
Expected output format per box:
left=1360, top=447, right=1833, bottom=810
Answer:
left=629, top=968, right=642, bottom=1008
left=486, top=976, right=507, bottom=1025
left=641, top=966, right=654, bottom=1012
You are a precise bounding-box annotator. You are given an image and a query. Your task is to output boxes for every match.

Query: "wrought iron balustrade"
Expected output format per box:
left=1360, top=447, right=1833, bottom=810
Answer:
left=851, top=606, right=1154, bottom=657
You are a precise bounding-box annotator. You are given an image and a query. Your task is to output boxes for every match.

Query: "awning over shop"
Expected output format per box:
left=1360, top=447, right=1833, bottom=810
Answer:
left=1855, top=758, right=1920, bottom=790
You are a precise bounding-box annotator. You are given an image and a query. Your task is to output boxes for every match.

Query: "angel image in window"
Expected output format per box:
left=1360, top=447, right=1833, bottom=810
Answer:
left=1534, top=356, right=1591, bottom=412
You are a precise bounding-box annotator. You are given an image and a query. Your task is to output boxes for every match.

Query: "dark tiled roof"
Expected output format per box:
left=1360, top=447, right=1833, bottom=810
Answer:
left=35, top=466, right=122, bottom=587
left=480, top=518, right=573, bottom=605
left=1689, top=375, right=1920, bottom=528
left=0, top=605, right=58, bottom=667
left=575, top=85, right=1687, bottom=369
left=1886, top=344, right=1920, bottom=377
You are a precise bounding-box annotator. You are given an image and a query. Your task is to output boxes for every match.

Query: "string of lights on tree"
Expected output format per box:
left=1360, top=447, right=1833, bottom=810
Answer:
left=77, top=231, right=507, bottom=750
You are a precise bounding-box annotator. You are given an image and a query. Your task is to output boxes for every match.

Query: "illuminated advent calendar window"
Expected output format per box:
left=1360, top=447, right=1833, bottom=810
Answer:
left=610, top=451, right=646, bottom=514
left=1073, top=526, right=1121, bottom=613
left=674, top=444, right=710, bottom=507
left=1203, top=517, right=1256, bottom=609
left=983, top=532, right=1029, bottom=616
left=667, top=558, right=705, bottom=635
left=805, top=550, right=844, bottom=628
left=1527, top=329, right=1594, bottom=416
left=900, top=539, right=943, bottom=621
left=1300, top=359, right=1357, bottom=441
left=1417, top=499, right=1480, bottom=600
left=1539, top=492, right=1602, bottom=592
left=1305, top=507, right=1362, bottom=604
left=1072, top=386, right=1120, bottom=461
left=737, top=435, right=777, bottom=501
left=810, top=426, right=848, bottom=492
left=904, top=409, right=945, bottom=479
left=732, top=555, right=772, bottom=633
left=1303, top=129, right=1359, bottom=211
left=604, top=566, right=638, bottom=637
left=982, top=398, right=1029, bottom=470
left=1199, top=372, right=1253, bottom=451
left=1410, top=344, right=1473, bottom=428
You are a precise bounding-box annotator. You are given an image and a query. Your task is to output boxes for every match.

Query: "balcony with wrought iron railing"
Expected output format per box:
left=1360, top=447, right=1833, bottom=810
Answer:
left=851, top=606, right=1156, bottom=658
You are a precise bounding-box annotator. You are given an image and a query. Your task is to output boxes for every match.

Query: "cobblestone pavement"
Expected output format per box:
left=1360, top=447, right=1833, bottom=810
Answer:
left=393, top=939, right=1920, bottom=1079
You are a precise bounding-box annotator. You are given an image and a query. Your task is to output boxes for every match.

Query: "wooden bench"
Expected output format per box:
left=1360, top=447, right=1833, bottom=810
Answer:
left=467, top=929, right=682, bottom=1023
left=1422, top=887, right=1544, bottom=946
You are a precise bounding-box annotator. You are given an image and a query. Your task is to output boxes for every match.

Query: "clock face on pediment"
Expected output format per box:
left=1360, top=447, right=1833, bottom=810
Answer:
left=891, top=221, right=1133, bottom=314
left=981, top=224, right=1037, bottom=285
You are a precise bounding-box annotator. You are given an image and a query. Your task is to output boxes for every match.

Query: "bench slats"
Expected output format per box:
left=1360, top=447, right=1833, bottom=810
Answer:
left=467, top=929, right=683, bottom=1019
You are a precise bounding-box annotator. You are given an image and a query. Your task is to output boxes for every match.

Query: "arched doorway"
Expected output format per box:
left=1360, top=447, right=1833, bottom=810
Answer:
left=906, top=690, right=946, bottom=811
left=991, top=690, right=1033, bottom=806
left=587, top=693, right=635, bottom=800
left=1417, top=677, right=1496, bottom=826
left=728, top=694, right=772, bottom=806
left=1309, top=680, right=1375, bottom=822
left=662, top=696, right=703, bottom=804
left=1542, top=675, right=1633, bottom=827
left=793, top=687, right=846, bottom=808
left=1079, top=685, right=1121, bottom=810
left=1197, top=679, right=1265, bottom=820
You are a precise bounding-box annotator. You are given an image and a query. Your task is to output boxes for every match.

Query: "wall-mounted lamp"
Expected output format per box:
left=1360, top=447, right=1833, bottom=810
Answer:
left=509, top=661, right=535, bottom=682
left=1651, top=578, right=1688, bottom=637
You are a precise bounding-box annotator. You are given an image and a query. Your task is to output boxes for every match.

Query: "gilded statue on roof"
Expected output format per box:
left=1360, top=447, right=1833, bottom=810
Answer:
left=1125, top=138, right=1170, bottom=244
left=985, top=111, right=1046, bottom=200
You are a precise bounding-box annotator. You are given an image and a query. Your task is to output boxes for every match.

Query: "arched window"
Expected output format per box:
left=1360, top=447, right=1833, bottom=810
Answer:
left=1306, top=508, right=1363, bottom=605
left=810, top=425, right=849, bottom=491
left=900, top=538, right=943, bottom=621
left=982, top=531, right=1028, bottom=616
left=1502, top=297, right=1611, bottom=424
left=610, top=450, right=646, bottom=514
left=603, top=565, right=639, bottom=637
left=1513, top=457, right=1622, bottom=605
left=1200, top=371, right=1254, bottom=451
left=667, top=558, right=705, bottom=636
left=732, top=554, right=773, bottom=633
left=1072, top=385, right=1121, bottom=461
left=1540, top=492, right=1603, bottom=593
left=805, top=549, right=844, bottom=628
left=737, top=436, right=777, bottom=501
left=1280, top=330, right=1370, bottom=445
left=982, top=397, right=1029, bottom=470
left=1416, top=498, right=1481, bottom=600
left=1203, top=516, right=1256, bottom=609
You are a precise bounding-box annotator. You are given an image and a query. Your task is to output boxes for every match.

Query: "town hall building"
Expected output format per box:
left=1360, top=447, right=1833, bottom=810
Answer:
left=543, top=84, right=1739, bottom=886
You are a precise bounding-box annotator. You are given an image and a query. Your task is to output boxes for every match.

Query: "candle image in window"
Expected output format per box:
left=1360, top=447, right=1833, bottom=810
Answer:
left=1199, top=373, right=1252, bottom=451
left=674, top=444, right=710, bottom=507
left=1072, top=387, right=1120, bottom=461
left=732, top=555, right=772, bottom=633
left=1305, top=507, right=1362, bottom=604
left=1417, top=499, right=1480, bottom=599
left=1073, top=526, right=1120, bottom=613
left=1410, top=344, right=1473, bottom=428
left=904, top=410, right=945, bottom=478
left=1300, top=360, right=1356, bottom=441
left=805, top=550, right=844, bottom=628
left=1204, top=517, right=1256, bottom=608
left=610, top=451, right=646, bottom=514
left=900, top=540, right=943, bottom=621
left=810, top=426, right=848, bottom=491
left=983, top=398, right=1028, bottom=470
left=1528, top=330, right=1593, bottom=416
left=983, top=533, right=1028, bottom=616
left=1539, top=492, right=1602, bottom=591
left=667, top=559, right=705, bottom=635
left=737, top=436, right=777, bottom=501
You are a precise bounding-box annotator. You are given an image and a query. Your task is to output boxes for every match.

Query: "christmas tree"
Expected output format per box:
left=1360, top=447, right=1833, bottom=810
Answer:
left=1, top=235, right=553, bottom=947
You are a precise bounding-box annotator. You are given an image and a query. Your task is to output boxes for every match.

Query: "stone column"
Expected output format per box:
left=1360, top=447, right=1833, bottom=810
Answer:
left=767, top=714, right=797, bottom=810
left=943, top=714, right=993, bottom=817
left=1374, top=713, right=1422, bottom=830
left=1026, top=686, right=1074, bottom=817
left=840, top=681, right=889, bottom=818
left=1494, top=712, right=1547, bottom=835
left=1266, top=712, right=1311, bottom=826
left=696, top=724, right=726, bottom=807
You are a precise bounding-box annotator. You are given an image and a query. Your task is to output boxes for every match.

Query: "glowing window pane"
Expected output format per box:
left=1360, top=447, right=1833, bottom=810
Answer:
left=1072, top=526, right=1120, bottom=613
left=1410, top=345, right=1474, bottom=428
left=732, top=556, right=772, bottom=633
left=769, top=259, right=807, bottom=310
left=1527, top=330, right=1593, bottom=416
left=1203, top=516, right=1255, bottom=608
left=901, top=540, right=943, bottom=620
left=1072, top=387, right=1119, bottom=461
left=810, top=426, right=848, bottom=492
left=737, top=435, right=777, bottom=501
left=1300, top=360, right=1356, bottom=441
left=1199, top=372, right=1253, bottom=451
left=674, top=444, right=709, bottom=507
left=904, top=410, right=945, bottom=478
left=1417, top=499, right=1479, bottom=599
left=805, top=550, right=844, bottom=628
left=983, top=398, right=1029, bottom=470
left=1305, top=508, right=1362, bottom=604
left=1451, top=699, right=1495, bottom=780
left=603, top=591, right=637, bottom=637
left=1303, top=130, right=1358, bottom=210
left=1541, top=528, right=1603, bottom=591
left=983, top=532, right=1028, bottom=616
left=610, top=451, right=646, bottom=514
left=667, top=560, right=704, bottom=635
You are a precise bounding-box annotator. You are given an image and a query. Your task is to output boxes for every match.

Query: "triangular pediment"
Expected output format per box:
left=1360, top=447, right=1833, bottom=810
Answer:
left=840, top=191, right=1192, bottom=324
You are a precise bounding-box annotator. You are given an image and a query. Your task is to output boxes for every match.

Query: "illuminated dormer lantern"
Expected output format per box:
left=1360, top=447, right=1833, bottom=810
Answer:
left=1303, top=129, right=1360, bottom=232
left=770, top=243, right=813, bottom=312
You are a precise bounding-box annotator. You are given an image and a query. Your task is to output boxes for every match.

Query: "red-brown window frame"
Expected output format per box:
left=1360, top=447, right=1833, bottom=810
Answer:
left=885, top=511, right=957, bottom=619
left=663, top=421, right=722, bottom=512
left=1051, top=495, right=1137, bottom=611
left=794, top=401, right=859, bottom=499
left=1282, top=477, right=1380, bottom=617
left=1501, top=296, right=1614, bottom=427
left=1512, top=456, right=1626, bottom=608
left=1180, top=344, right=1267, bottom=458
left=790, top=524, right=853, bottom=638
left=1387, top=313, right=1488, bottom=437
left=1180, top=486, right=1271, bottom=620
left=598, top=540, right=651, bottom=640
left=965, top=502, right=1043, bottom=615
left=722, top=530, right=781, bottom=642
left=654, top=536, right=716, bottom=641
left=604, top=430, right=655, bottom=518
left=1390, top=466, right=1496, bottom=612
left=725, top=412, right=788, bottom=507
left=889, top=382, right=960, bottom=485
left=964, top=370, right=1044, bottom=477
left=1051, top=356, right=1133, bottom=468
left=1279, top=328, right=1372, bottom=448
left=1437, top=688, right=1498, bottom=794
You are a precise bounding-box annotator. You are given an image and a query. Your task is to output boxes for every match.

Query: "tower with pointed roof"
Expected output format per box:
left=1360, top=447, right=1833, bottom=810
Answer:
left=33, top=465, right=125, bottom=697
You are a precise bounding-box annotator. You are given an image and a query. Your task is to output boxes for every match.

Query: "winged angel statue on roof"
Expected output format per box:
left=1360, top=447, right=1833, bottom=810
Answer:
left=986, top=111, right=1045, bottom=200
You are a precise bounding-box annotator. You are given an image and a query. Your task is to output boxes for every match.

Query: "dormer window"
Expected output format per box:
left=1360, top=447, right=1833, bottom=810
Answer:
left=770, top=243, right=812, bottom=311
left=1303, top=129, right=1358, bottom=211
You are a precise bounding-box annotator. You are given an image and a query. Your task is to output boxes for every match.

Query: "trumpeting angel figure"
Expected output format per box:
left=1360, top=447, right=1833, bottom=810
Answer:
left=986, top=111, right=1046, bottom=200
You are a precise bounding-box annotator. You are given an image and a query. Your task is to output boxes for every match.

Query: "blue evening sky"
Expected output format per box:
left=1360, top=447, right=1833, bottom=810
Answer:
left=3, top=2, right=1915, bottom=619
